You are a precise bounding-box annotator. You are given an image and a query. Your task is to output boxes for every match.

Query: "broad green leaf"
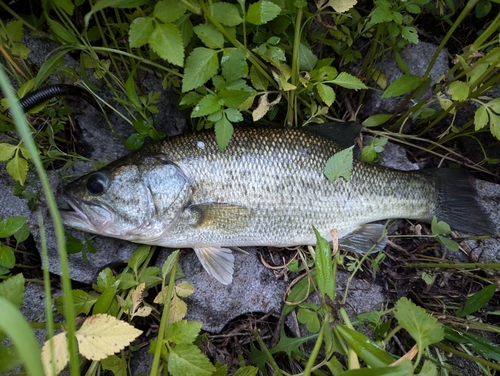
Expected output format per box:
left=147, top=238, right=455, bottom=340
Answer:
left=417, top=360, right=438, bottom=376
left=149, top=23, right=184, bottom=66
left=137, top=266, right=162, bottom=289
left=249, top=65, right=268, bottom=90
left=436, top=235, right=459, bottom=251
left=33, top=48, right=71, bottom=89
left=93, top=281, right=119, bottom=314
left=165, top=320, right=202, bottom=345
left=489, top=112, right=500, bottom=140
left=161, top=250, right=180, bottom=279
left=382, top=74, right=423, bottom=98
left=297, top=307, right=320, bottom=332
left=318, top=66, right=338, bottom=81
left=362, top=114, right=392, bottom=127
left=246, top=0, right=281, bottom=25
left=233, top=366, right=258, bottom=376
left=0, top=273, right=24, bottom=309
left=182, top=48, right=220, bottom=92
left=324, top=0, right=358, bottom=13
left=394, top=297, right=444, bottom=351
left=6, top=154, right=28, bottom=185
left=370, top=5, right=394, bottom=24
left=337, top=324, right=395, bottom=367
left=193, top=24, right=224, bottom=49
left=219, top=89, right=252, bottom=108
left=313, top=227, right=334, bottom=299
left=405, top=3, right=422, bottom=13
left=175, top=281, right=195, bottom=297
left=225, top=108, right=243, bottom=122
left=101, top=355, right=127, bottom=376
left=401, top=25, right=419, bottom=44
left=0, top=143, right=16, bottom=161
left=129, top=17, right=154, bottom=48
left=5, top=20, right=23, bottom=42
left=47, top=18, right=78, bottom=45
left=456, top=284, right=496, bottom=317
left=215, top=116, right=234, bottom=151
left=126, top=133, right=145, bottom=151
left=128, top=245, right=151, bottom=273
left=431, top=216, right=451, bottom=235
left=475, top=0, right=492, bottom=18
left=71, top=290, right=97, bottom=315
left=125, top=69, right=141, bottom=108
left=212, top=3, right=243, bottom=27
left=331, top=72, right=367, bottom=90
left=298, top=43, right=318, bottom=71
left=154, top=0, right=186, bottom=23
left=14, top=223, right=29, bottom=243
left=222, top=47, right=247, bottom=82
left=316, top=83, right=336, bottom=106
left=0, top=245, right=15, bottom=270
left=191, top=94, right=221, bottom=117
left=448, top=81, right=469, bottom=101
left=0, top=216, right=26, bottom=238
left=180, top=92, right=204, bottom=106
left=168, top=343, right=216, bottom=376
left=0, top=345, right=21, bottom=372
left=324, top=146, right=354, bottom=182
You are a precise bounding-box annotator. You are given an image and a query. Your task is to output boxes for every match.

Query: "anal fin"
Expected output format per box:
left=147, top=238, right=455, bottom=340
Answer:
left=339, top=223, right=387, bottom=254
left=194, top=247, right=234, bottom=285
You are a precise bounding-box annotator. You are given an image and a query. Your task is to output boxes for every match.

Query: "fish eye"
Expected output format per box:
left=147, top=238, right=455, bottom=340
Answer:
left=86, top=172, right=109, bottom=195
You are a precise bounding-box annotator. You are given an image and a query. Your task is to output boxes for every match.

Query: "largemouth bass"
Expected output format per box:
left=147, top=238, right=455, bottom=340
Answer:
left=61, top=123, right=496, bottom=284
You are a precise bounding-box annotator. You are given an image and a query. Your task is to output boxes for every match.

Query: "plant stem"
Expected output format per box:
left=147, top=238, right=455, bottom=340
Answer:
left=406, top=262, right=500, bottom=269
left=151, top=253, right=179, bottom=376
left=255, top=335, right=283, bottom=376
left=303, top=323, right=324, bottom=375
left=288, top=5, right=303, bottom=126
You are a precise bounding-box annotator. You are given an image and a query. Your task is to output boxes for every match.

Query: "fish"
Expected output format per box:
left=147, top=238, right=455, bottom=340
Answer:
left=60, top=122, right=496, bottom=284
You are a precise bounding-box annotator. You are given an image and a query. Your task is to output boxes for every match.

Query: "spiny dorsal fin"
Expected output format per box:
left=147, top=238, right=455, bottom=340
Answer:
left=194, top=247, right=234, bottom=284
left=189, top=203, right=253, bottom=232
left=303, top=121, right=362, bottom=148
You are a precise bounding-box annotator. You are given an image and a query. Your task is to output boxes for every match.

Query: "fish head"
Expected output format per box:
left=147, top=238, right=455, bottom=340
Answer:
left=61, top=155, right=191, bottom=243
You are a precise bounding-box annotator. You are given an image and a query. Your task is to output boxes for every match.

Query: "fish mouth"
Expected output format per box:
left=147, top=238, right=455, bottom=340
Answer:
left=60, top=194, right=112, bottom=233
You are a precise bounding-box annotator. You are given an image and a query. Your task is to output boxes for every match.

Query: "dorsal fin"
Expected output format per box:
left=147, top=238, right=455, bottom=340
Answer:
left=303, top=121, right=362, bottom=148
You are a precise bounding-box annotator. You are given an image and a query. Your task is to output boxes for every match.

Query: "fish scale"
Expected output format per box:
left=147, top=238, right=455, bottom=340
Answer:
left=61, top=125, right=495, bottom=284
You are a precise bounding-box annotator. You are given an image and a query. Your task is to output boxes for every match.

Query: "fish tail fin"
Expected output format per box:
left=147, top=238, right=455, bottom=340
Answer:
left=426, top=169, right=496, bottom=235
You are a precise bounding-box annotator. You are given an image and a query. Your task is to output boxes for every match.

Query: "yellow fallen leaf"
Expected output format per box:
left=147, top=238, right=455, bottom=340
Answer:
left=41, top=332, right=69, bottom=376
left=168, top=294, right=187, bottom=324
left=175, top=281, right=195, bottom=298
left=252, top=94, right=270, bottom=122
left=76, top=314, right=142, bottom=361
left=322, top=0, right=358, bottom=13
left=134, top=306, right=152, bottom=317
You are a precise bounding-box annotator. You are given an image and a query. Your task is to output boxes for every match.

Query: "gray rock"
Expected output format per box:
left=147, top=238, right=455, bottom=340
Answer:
left=361, top=41, right=449, bottom=118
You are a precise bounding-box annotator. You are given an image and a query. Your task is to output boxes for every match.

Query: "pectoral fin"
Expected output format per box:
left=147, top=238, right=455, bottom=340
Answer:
left=189, top=203, right=253, bottom=233
left=339, top=223, right=387, bottom=254
left=194, top=247, right=234, bottom=285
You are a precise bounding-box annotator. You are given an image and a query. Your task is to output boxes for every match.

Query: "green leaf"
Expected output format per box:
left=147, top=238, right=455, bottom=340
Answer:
left=182, top=48, right=220, bottom=92
left=212, top=3, right=243, bottom=26
left=225, top=108, right=243, bottom=122
left=401, top=25, right=419, bottom=44
left=215, top=116, right=234, bottom=151
left=382, top=74, right=422, bottom=98
left=0, top=143, right=16, bottom=161
left=0, top=216, right=27, bottom=238
left=101, top=355, right=126, bottom=376
left=297, top=308, right=320, bottom=332
left=0, top=245, right=15, bottom=271
left=316, top=83, right=336, bottom=106
left=129, top=17, right=154, bottom=48
left=331, top=72, right=367, bottom=90
left=337, top=324, right=395, bottom=367
left=405, top=3, right=422, bottom=13
left=5, top=20, right=23, bottom=42
left=47, top=18, right=78, bottom=45
left=246, top=0, right=282, bottom=25
left=0, top=273, right=24, bottom=309
left=270, top=325, right=317, bottom=356
left=126, top=133, right=145, bottom=151
left=456, top=284, right=496, bottom=317
left=222, top=47, right=247, bottom=82
left=92, top=281, right=119, bottom=314
left=298, top=43, right=318, bottom=71
left=418, top=360, right=438, bottom=376
left=154, top=0, right=186, bottom=23
left=138, top=266, right=162, bottom=289
left=128, top=245, right=151, bottom=273
left=180, top=92, right=204, bottom=106
left=166, top=320, right=202, bottom=345
left=339, top=360, right=413, bottom=376
left=219, top=89, right=252, bottom=108
left=431, top=216, right=451, bottom=235
left=476, top=0, right=492, bottom=18
left=84, top=0, right=147, bottom=27
left=191, top=94, right=221, bottom=117
left=33, top=48, right=70, bottom=89
left=233, top=366, right=259, bottom=376
left=6, top=154, right=28, bottom=185
left=362, top=114, right=392, bottom=127
left=394, top=297, right=444, bottom=351
left=193, top=24, right=224, bottom=49
left=55, top=289, right=97, bottom=315
left=249, top=65, right=268, bottom=90
left=0, top=345, right=21, bottom=373
left=436, top=235, right=459, bottom=251
left=444, top=326, right=500, bottom=361
left=448, top=81, right=469, bottom=101
left=162, top=250, right=180, bottom=280
left=324, top=146, right=354, bottom=182
left=313, top=227, right=334, bottom=299
left=149, top=23, right=184, bottom=66
left=168, top=344, right=216, bottom=376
